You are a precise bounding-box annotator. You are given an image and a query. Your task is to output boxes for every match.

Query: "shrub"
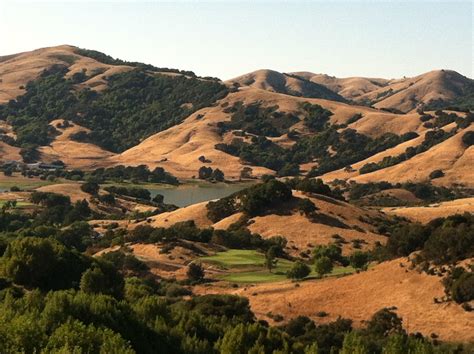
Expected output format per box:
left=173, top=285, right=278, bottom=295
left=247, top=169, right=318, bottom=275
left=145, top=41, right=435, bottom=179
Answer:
left=462, top=131, right=474, bottom=147
left=366, top=308, right=404, bottom=337
left=187, top=263, right=205, bottom=282
left=451, top=272, right=474, bottom=303
left=212, top=168, right=225, bottom=182
left=429, top=169, right=444, bottom=179
left=349, top=251, right=369, bottom=270
left=241, top=180, right=292, bottom=216
left=2, top=237, right=90, bottom=290
left=297, top=198, right=317, bottom=216
left=198, top=166, right=213, bottom=180
left=80, top=181, right=100, bottom=195
left=287, top=261, right=311, bottom=280
left=152, top=194, right=164, bottom=204
left=314, top=256, right=333, bottom=277
left=104, top=186, right=151, bottom=200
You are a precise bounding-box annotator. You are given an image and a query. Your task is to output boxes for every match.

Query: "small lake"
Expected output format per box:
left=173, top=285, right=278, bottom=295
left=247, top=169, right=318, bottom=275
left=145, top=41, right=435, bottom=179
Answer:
left=147, top=183, right=252, bottom=207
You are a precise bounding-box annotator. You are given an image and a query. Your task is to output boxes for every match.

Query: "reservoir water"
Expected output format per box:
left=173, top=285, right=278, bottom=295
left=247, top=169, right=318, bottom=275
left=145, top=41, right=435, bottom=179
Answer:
left=147, top=183, right=251, bottom=207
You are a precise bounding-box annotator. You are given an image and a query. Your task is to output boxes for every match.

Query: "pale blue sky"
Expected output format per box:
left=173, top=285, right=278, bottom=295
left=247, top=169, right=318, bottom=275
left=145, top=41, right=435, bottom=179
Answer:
left=0, top=1, right=472, bottom=80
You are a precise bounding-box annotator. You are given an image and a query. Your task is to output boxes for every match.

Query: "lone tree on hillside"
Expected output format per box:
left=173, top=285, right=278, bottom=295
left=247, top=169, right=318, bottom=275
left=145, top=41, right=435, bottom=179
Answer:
left=212, top=168, right=225, bottom=182
left=314, top=256, right=333, bottom=278
left=287, top=261, right=311, bottom=280
left=187, top=262, right=205, bottom=282
left=80, top=181, right=100, bottom=195
left=265, top=246, right=279, bottom=273
left=461, top=131, right=474, bottom=147
left=349, top=251, right=369, bottom=271
left=198, top=166, right=213, bottom=180
left=297, top=198, right=317, bottom=216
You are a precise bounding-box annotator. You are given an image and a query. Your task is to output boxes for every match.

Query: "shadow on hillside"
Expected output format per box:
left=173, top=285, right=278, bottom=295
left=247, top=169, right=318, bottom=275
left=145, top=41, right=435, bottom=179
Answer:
left=309, top=212, right=351, bottom=229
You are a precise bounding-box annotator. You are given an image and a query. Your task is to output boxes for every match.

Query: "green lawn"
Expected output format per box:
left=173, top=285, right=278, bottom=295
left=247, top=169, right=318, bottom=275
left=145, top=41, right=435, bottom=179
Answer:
left=0, top=200, right=34, bottom=208
left=200, top=249, right=357, bottom=284
left=0, top=173, right=63, bottom=190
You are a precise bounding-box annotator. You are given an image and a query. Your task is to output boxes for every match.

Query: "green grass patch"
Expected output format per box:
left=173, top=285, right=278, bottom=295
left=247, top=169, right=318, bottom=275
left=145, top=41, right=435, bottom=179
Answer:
left=200, top=250, right=357, bottom=284
left=0, top=174, right=60, bottom=190
left=0, top=200, right=33, bottom=208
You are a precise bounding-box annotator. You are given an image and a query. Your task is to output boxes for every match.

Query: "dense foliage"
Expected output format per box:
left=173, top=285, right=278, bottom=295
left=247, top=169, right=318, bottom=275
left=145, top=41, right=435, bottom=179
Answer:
left=347, top=181, right=465, bottom=204
left=382, top=213, right=474, bottom=265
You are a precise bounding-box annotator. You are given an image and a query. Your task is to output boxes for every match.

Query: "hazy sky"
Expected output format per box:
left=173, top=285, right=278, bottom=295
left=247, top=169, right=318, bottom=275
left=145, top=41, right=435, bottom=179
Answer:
left=0, top=1, right=472, bottom=80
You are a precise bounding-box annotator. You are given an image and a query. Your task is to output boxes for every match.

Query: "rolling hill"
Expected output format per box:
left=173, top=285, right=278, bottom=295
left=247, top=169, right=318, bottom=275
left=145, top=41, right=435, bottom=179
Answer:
left=228, top=69, right=345, bottom=101
left=0, top=45, right=472, bottom=188
left=296, top=70, right=473, bottom=113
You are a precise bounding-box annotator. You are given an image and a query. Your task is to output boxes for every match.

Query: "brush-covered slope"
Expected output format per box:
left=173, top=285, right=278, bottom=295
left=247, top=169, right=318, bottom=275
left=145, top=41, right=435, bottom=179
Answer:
left=298, top=70, right=473, bottom=113
left=322, top=122, right=474, bottom=187
left=0, top=45, right=132, bottom=103
left=228, top=69, right=345, bottom=101
left=128, top=186, right=388, bottom=256
left=113, top=86, right=435, bottom=179
left=0, top=45, right=228, bottom=153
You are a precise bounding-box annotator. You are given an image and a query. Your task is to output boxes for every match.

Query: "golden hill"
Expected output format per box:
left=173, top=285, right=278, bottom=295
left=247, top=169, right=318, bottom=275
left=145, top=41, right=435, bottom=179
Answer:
left=383, top=197, right=474, bottom=224
left=0, top=45, right=471, bottom=188
left=297, top=70, right=472, bottom=113
left=118, top=190, right=388, bottom=256
left=340, top=125, right=473, bottom=187
left=0, top=45, right=133, bottom=103
left=292, top=72, right=389, bottom=101
left=39, top=119, right=114, bottom=169
left=321, top=123, right=474, bottom=187
left=111, top=87, right=427, bottom=179
left=227, top=69, right=345, bottom=101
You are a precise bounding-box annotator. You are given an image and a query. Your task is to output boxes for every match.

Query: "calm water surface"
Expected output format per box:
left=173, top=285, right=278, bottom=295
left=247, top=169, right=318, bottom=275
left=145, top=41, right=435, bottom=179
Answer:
left=147, top=183, right=251, bottom=207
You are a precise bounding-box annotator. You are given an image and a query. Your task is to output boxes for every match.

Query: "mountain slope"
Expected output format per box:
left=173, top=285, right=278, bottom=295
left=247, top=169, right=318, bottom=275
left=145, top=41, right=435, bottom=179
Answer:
left=293, top=72, right=389, bottom=100
left=228, top=69, right=345, bottom=101
left=112, top=86, right=427, bottom=179
left=298, top=70, right=473, bottom=113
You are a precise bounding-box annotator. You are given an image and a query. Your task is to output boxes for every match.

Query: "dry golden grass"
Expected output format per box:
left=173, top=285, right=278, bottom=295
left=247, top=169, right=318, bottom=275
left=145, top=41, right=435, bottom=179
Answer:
left=39, top=119, right=114, bottom=169
left=370, top=70, right=470, bottom=113
left=349, top=125, right=474, bottom=187
left=147, top=201, right=213, bottom=229
left=195, top=258, right=474, bottom=342
left=0, top=141, right=21, bottom=161
left=367, top=188, right=421, bottom=203
left=245, top=191, right=386, bottom=256
left=228, top=69, right=343, bottom=99
left=383, top=198, right=474, bottom=224
left=321, top=122, right=459, bottom=183
left=95, top=242, right=224, bottom=280
left=1, top=46, right=471, bottom=187
left=36, top=183, right=91, bottom=203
